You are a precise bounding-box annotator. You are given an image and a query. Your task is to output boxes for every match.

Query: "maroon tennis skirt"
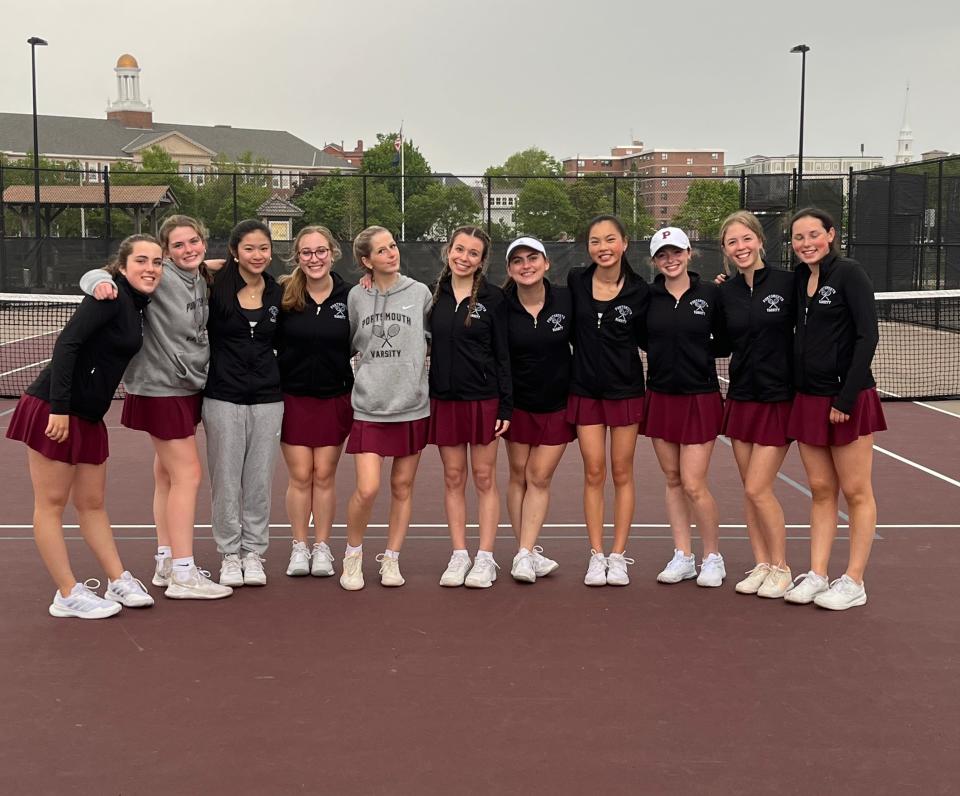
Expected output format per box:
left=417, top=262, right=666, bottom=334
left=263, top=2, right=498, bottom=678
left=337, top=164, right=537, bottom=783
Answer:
left=644, top=390, right=723, bottom=445
left=722, top=399, right=794, bottom=447
left=121, top=392, right=202, bottom=440
left=281, top=392, right=353, bottom=448
left=428, top=398, right=500, bottom=446
left=565, top=394, right=645, bottom=429
left=503, top=407, right=577, bottom=447
left=787, top=388, right=887, bottom=447
left=347, top=416, right=430, bottom=457
left=5, top=393, right=109, bottom=465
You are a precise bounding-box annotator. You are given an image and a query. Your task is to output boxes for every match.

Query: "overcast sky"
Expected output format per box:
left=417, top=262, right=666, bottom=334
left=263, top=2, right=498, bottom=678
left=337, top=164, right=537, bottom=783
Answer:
left=3, top=0, right=958, bottom=173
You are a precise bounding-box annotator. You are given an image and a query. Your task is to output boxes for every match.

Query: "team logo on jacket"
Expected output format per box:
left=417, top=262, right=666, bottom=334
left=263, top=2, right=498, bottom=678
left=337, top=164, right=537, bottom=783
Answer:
left=763, top=294, right=785, bottom=312
left=613, top=305, right=632, bottom=324
left=331, top=302, right=347, bottom=320
left=817, top=286, right=836, bottom=305
left=469, top=303, right=487, bottom=319
left=690, top=298, right=709, bottom=316
left=268, top=305, right=279, bottom=323
left=546, top=313, right=566, bottom=332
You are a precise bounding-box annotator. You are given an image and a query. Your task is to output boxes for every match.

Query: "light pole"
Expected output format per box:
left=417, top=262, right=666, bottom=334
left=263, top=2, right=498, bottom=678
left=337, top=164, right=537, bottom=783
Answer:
left=790, top=44, right=810, bottom=204
left=28, top=36, right=48, bottom=240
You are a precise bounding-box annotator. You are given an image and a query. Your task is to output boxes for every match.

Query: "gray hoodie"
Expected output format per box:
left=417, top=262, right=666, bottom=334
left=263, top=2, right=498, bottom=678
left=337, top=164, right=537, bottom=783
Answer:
left=79, top=260, right=209, bottom=396
left=348, top=275, right=431, bottom=422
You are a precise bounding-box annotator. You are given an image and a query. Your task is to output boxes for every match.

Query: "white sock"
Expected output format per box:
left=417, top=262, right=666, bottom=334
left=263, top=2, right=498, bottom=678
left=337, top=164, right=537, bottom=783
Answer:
left=157, top=546, right=172, bottom=559
left=346, top=543, right=363, bottom=556
left=518, top=547, right=531, bottom=556
left=383, top=549, right=399, bottom=560
left=477, top=550, right=494, bottom=561
left=172, top=557, right=195, bottom=582
left=453, top=548, right=469, bottom=558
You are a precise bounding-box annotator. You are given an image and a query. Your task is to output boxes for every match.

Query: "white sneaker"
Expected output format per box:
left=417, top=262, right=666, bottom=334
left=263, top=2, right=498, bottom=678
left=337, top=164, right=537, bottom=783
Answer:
left=583, top=550, right=607, bottom=586
left=376, top=554, right=405, bottom=587
left=439, top=552, right=472, bottom=587
left=511, top=550, right=536, bottom=583
left=530, top=546, right=559, bottom=576
left=340, top=552, right=364, bottom=591
left=606, top=552, right=634, bottom=586
left=311, top=541, right=335, bottom=577
left=220, top=553, right=243, bottom=587
left=696, top=553, right=726, bottom=588
left=783, top=570, right=830, bottom=604
left=152, top=555, right=172, bottom=587
left=465, top=557, right=499, bottom=588
left=286, top=540, right=311, bottom=577
left=241, top=552, right=267, bottom=586
left=165, top=566, right=233, bottom=600
left=757, top=565, right=793, bottom=599
left=49, top=580, right=122, bottom=619
left=735, top=563, right=771, bottom=594
left=814, top=574, right=867, bottom=610
left=657, top=549, right=697, bottom=584
left=105, top=571, right=155, bottom=607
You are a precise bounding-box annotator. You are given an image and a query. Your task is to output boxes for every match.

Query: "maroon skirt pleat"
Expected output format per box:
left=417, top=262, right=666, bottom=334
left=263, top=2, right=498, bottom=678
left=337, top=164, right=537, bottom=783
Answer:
left=722, top=399, right=793, bottom=447
left=503, top=408, right=576, bottom=446
left=6, top=393, right=109, bottom=465
left=281, top=392, right=353, bottom=447
left=565, top=394, right=645, bottom=429
left=787, top=388, right=887, bottom=447
left=643, top=391, right=723, bottom=445
left=428, top=398, right=500, bottom=446
left=346, top=417, right=430, bottom=457
left=121, top=392, right=202, bottom=440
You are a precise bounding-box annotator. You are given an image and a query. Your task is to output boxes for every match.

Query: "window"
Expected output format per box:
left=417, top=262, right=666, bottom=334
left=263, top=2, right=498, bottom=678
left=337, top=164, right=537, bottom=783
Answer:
left=660, top=166, right=668, bottom=174
left=661, top=193, right=668, bottom=201
left=660, top=179, right=668, bottom=187
left=711, top=152, right=719, bottom=160
left=686, top=171, right=693, bottom=176
left=272, top=173, right=281, bottom=188
left=660, top=207, right=668, bottom=215
left=686, top=157, right=694, bottom=165
left=711, top=167, right=718, bottom=174
left=577, top=160, right=584, bottom=167
left=661, top=153, right=668, bottom=160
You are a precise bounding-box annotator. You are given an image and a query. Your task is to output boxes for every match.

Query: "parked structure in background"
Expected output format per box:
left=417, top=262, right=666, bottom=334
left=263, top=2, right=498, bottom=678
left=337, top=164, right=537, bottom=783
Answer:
left=725, top=153, right=885, bottom=177
left=562, top=141, right=726, bottom=227
left=0, top=54, right=357, bottom=188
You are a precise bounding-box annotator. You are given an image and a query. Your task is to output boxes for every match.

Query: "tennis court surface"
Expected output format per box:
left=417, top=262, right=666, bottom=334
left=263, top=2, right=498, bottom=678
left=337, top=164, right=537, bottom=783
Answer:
left=1, top=393, right=958, bottom=794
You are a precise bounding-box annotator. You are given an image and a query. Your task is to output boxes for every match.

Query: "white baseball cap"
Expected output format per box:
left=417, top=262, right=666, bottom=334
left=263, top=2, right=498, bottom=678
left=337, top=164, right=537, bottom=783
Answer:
left=506, top=236, right=547, bottom=261
left=649, top=227, right=691, bottom=256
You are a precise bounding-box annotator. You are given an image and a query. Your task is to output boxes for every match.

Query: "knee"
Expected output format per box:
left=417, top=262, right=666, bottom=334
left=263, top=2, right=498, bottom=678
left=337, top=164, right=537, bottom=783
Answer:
left=842, top=484, right=875, bottom=509
left=610, top=461, right=633, bottom=488
left=808, top=477, right=837, bottom=503
left=354, top=482, right=379, bottom=506
left=170, top=461, right=203, bottom=489
left=662, top=470, right=683, bottom=490
left=682, top=479, right=707, bottom=503
left=313, top=468, right=335, bottom=492
left=73, top=492, right=105, bottom=513
left=472, top=466, right=496, bottom=494
left=525, top=466, right=553, bottom=492
left=444, top=466, right=467, bottom=491
left=743, top=479, right=770, bottom=507
left=35, top=491, right=69, bottom=514
left=583, top=462, right=606, bottom=488
left=508, top=463, right=527, bottom=489
left=391, top=478, right=414, bottom=502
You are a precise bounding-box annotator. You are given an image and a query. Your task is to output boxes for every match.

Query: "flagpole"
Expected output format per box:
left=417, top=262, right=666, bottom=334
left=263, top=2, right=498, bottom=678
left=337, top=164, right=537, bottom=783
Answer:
left=399, top=123, right=405, bottom=242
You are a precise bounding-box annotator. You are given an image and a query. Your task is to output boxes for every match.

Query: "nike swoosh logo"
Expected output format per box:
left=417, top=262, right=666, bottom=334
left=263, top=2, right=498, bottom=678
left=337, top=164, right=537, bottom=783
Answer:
left=402, top=305, right=414, bottom=310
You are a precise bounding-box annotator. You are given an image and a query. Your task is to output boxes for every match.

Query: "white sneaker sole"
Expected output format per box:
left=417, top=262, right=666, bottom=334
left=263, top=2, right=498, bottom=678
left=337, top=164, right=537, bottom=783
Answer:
left=220, top=576, right=243, bottom=587
left=286, top=565, right=310, bottom=577
left=534, top=562, right=559, bottom=577
left=511, top=569, right=536, bottom=583
left=152, top=574, right=171, bottom=587
left=164, top=584, right=233, bottom=600
left=49, top=602, right=122, bottom=619
left=814, top=594, right=867, bottom=610
left=696, top=576, right=725, bottom=588
left=243, top=576, right=267, bottom=587
left=105, top=591, right=155, bottom=608
left=311, top=565, right=335, bottom=577
left=381, top=577, right=405, bottom=587
left=657, top=571, right=697, bottom=584
left=606, top=577, right=629, bottom=586
left=340, top=577, right=364, bottom=591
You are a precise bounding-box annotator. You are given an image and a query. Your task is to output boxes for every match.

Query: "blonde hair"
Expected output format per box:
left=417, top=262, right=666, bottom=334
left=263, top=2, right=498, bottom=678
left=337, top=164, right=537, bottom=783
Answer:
left=432, top=226, right=491, bottom=327
left=352, top=226, right=391, bottom=275
left=158, top=214, right=213, bottom=284
left=719, top=210, right=766, bottom=275
left=280, top=225, right=342, bottom=312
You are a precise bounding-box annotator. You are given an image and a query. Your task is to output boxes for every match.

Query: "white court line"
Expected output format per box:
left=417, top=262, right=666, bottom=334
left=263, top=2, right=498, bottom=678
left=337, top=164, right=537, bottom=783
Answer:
left=0, top=408, right=14, bottom=417
left=0, top=358, right=50, bottom=378
left=1, top=523, right=949, bottom=531
left=872, top=445, right=960, bottom=489
left=876, top=388, right=960, bottom=419
left=0, top=329, right=58, bottom=347
left=0, top=533, right=867, bottom=542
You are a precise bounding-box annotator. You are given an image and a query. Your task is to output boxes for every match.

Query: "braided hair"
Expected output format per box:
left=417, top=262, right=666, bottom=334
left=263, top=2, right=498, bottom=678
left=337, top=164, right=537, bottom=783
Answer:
left=433, top=226, right=491, bottom=327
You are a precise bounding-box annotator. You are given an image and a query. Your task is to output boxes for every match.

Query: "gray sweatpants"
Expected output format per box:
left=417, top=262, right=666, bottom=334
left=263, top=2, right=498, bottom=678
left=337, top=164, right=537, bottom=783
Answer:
left=202, top=397, right=283, bottom=556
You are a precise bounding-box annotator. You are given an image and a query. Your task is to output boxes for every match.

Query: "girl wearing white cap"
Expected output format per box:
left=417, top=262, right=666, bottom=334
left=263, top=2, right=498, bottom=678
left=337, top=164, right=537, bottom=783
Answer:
left=644, top=227, right=726, bottom=588
left=502, top=237, right=575, bottom=583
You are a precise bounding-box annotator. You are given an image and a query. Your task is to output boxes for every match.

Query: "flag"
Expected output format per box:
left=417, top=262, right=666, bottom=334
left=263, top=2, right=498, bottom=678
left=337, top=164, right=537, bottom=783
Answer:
left=392, top=129, right=403, bottom=166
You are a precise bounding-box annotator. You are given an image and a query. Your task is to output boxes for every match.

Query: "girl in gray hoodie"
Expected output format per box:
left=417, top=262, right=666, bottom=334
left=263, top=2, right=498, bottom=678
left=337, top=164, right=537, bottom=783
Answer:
left=340, top=226, right=432, bottom=591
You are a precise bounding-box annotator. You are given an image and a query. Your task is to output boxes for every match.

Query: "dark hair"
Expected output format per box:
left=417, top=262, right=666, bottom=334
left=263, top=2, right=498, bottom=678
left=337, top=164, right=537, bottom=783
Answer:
left=790, top=207, right=840, bottom=254
left=585, top=214, right=627, bottom=241
left=104, top=233, right=160, bottom=276
left=210, top=219, right=272, bottom=311
left=432, top=226, right=492, bottom=327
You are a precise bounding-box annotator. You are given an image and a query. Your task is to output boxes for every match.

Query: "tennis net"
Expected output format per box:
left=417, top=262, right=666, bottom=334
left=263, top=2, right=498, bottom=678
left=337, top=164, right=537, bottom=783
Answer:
left=1, top=290, right=959, bottom=401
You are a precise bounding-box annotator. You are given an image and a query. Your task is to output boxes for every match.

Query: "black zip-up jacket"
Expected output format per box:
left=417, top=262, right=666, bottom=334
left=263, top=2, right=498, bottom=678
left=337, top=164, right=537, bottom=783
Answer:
left=567, top=260, right=648, bottom=399
left=504, top=279, right=573, bottom=413
left=716, top=266, right=796, bottom=402
left=205, top=267, right=283, bottom=405
left=27, top=274, right=149, bottom=422
left=276, top=272, right=355, bottom=398
left=428, top=278, right=513, bottom=420
left=793, top=253, right=878, bottom=414
left=644, top=271, right=722, bottom=395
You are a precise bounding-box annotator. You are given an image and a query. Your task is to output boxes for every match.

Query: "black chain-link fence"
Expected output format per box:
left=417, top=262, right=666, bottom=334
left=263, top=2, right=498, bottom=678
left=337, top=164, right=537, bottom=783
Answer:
left=3, top=157, right=959, bottom=292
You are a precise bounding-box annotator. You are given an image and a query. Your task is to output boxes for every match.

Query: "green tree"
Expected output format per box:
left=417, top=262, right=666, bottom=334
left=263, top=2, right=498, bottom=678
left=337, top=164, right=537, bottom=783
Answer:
left=405, top=182, right=482, bottom=240
left=514, top=180, right=576, bottom=241
left=195, top=153, right=272, bottom=237
left=111, top=146, right=198, bottom=221
left=615, top=178, right=656, bottom=239
left=485, top=147, right=562, bottom=181
left=671, top=180, right=740, bottom=239
left=565, top=178, right=614, bottom=238
left=296, top=174, right=367, bottom=241
left=361, top=133, right=432, bottom=215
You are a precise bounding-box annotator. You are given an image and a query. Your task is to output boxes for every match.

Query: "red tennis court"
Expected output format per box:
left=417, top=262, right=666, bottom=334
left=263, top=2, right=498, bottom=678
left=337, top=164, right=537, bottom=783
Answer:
left=1, top=396, right=958, bottom=794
